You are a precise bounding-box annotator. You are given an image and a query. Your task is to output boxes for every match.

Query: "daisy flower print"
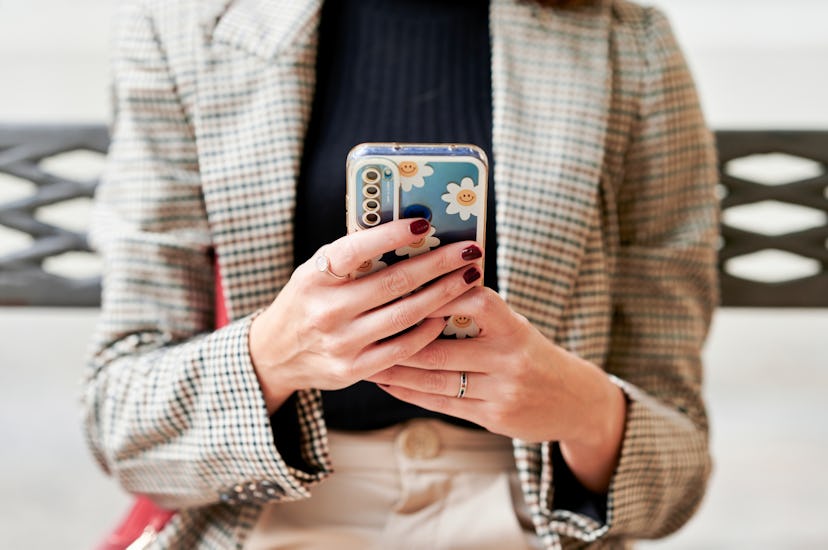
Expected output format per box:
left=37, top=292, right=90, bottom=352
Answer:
left=442, top=177, right=482, bottom=221
left=443, top=315, right=480, bottom=339
left=352, top=255, right=387, bottom=279
left=399, top=161, right=434, bottom=192
left=395, top=225, right=440, bottom=258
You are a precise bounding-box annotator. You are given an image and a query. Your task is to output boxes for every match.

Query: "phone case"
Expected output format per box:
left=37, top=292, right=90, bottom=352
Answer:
left=346, top=143, right=488, bottom=339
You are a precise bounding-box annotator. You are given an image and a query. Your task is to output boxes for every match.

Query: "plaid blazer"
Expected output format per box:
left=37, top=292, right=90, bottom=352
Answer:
left=83, top=0, right=718, bottom=548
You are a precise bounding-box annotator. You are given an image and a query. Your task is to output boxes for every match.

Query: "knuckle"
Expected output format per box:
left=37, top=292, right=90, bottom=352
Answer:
left=324, top=298, right=348, bottom=321
left=387, top=342, right=411, bottom=364
left=380, top=366, right=399, bottom=384
left=381, top=269, right=413, bottom=297
left=508, top=359, right=528, bottom=384
left=421, top=345, right=448, bottom=370
left=329, top=359, right=354, bottom=386
left=435, top=248, right=454, bottom=272
left=514, top=313, right=532, bottom=332
left=336, top=239, right=360, bottom=268
left=423, top=371, right=447, bottom=393
left=500, top=382, right=522, bottom=408
left=306, top=303, right=335, bottom=333
left=322, top=334, right=351, bottom=357
left=389, top=304, right=418, bottom=332
left=441, top=275, right=466, bottom=301
left=473, top=287, right=497, bottom=315
left=290, top=265, right=314, bottom=292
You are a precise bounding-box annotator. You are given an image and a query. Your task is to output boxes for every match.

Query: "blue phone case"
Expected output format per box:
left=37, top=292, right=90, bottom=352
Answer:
left=346, top=143, right=488, bottom=338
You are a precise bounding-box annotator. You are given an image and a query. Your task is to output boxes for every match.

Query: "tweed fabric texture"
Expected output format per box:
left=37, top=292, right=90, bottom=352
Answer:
left=83, top=0, right=718, bottom=548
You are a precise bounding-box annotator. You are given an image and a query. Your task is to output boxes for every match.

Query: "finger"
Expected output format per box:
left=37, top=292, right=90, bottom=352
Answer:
left=349, top=317, right=446, bottom=379
left=312, top=219, right=433, bottom=280
left=425, top=286, right=515, bottom=337
left=350, top=240, right=483, bottom=312
left=394, top=339, right=481, bottom=372
left=377, top=384, right=481, bottom=422
left=367, top=366, right=490, bottom=399
left=353, top=264, right=482, bottom=343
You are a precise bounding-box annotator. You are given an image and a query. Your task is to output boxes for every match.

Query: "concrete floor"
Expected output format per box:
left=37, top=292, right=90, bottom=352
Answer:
left=1, top=308, right=826, bottom=549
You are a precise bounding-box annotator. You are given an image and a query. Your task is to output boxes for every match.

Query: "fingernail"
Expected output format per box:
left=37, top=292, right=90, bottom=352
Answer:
left=461, top=245, right=482, bottom=261
left=409, top=219, right=430, bottom=235
left=463, top=267, right=481, bottom=284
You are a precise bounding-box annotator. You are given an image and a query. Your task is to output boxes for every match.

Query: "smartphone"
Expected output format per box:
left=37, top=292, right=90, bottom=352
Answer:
left=346, top=142, right=488, bottom=338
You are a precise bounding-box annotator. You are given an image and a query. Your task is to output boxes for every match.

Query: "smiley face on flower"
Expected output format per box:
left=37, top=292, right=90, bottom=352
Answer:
left=395, top=225, right=440, bottom=258
left=443, top=315, right=480, bottom=339
left=399, top=161, right=434, bottom=192
left=352, top=255, right=387, bottom=279
left=441, top=177, right=482, bottom=221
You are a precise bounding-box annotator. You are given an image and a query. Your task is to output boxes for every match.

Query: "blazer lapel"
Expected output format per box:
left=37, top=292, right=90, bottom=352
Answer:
left=490, top=0, right=612, bottom=339
left=195, top=0, right=613, bottom=326
left=195, top=0, right=322, bottom=319
left=206, top=0, right=322, bottom=60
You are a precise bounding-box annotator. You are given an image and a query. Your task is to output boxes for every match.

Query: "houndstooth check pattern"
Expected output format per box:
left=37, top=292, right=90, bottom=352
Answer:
left=82, top=0, right=718, bottom=548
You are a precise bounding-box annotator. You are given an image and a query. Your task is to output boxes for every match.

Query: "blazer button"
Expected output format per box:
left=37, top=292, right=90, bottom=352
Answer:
left=397, top=421, right=441, bottom=459
left=257, top=480, right=284, bottom=497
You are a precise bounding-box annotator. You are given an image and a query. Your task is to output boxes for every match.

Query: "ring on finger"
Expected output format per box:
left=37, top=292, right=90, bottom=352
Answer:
left=456, top=371, right=468, bottom=399
left=315, top=249, right=348, bottom=280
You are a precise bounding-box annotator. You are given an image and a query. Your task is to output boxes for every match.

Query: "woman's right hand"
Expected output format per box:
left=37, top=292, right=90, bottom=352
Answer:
left=248, top=219, right=484, bottom=414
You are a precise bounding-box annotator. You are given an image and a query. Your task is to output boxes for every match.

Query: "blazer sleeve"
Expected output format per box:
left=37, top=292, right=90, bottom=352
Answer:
left=81, top=1, right=330, bottom=510
left=600, top=7, right=718, bottom=541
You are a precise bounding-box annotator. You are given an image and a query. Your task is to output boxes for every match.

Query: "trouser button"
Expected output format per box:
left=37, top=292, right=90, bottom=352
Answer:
left=397, top=421, right=441, bottom=459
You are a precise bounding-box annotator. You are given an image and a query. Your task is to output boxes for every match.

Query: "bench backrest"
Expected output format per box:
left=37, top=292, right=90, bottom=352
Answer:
left=1, top=125, right=825, bottom=307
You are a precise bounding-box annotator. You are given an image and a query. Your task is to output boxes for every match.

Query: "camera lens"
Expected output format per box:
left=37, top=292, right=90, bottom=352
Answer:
left=362, top=211, right=380, bottom=226
left=363, top=168, right=380, bottom=185
left=363, top=199, right=380, bottom=211
left=403, top=204, right=432, bottom=222
left=362, top=184, right=380, bottom=199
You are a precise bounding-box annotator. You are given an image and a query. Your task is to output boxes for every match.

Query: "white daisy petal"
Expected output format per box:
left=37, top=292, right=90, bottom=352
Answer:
left=399, top=163, right=434, bottom=192
left=442, top=177, right=482, bottom=221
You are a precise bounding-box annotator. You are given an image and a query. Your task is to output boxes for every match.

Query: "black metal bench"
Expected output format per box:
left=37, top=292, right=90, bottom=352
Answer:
left=1, top=125, right=826, bottom=308
left=0, top=125, right=107, bottom=306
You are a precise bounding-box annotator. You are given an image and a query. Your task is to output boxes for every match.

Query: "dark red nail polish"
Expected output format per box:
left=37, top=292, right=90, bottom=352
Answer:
left=463, top=267, right=481, bottom=284
left=410, top=219, right=430, bottom=235
left=461, top=245, right=482, bottom=261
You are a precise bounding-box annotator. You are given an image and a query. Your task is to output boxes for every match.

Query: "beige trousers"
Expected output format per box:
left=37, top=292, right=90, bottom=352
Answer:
left=244, top=419, right=542, bottom=550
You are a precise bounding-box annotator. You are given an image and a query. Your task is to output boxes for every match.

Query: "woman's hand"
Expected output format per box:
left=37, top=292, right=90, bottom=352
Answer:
left=367, top=286, right=627, bottom=493
left=248, top=218, right=484, bottom=415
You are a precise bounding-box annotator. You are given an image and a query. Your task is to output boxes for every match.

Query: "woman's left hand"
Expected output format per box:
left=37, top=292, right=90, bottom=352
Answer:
left=366, top=286, right=627, bottom=493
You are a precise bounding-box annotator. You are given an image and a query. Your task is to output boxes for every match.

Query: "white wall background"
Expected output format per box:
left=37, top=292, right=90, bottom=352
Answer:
left=1, top=1, right=827, bottom=548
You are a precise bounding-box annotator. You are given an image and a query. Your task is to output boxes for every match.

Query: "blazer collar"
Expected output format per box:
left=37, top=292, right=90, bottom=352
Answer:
left=202, top=0, right=322, bottom=60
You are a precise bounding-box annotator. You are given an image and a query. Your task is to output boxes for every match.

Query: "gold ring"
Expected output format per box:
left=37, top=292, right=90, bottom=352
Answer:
left=315, top=252, right=347, bottom=280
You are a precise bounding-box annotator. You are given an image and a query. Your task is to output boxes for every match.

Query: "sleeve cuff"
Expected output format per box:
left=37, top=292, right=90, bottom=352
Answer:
left=602, top=375, right=710, bottom=537
left=206, top=313, right=332, bottom=506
